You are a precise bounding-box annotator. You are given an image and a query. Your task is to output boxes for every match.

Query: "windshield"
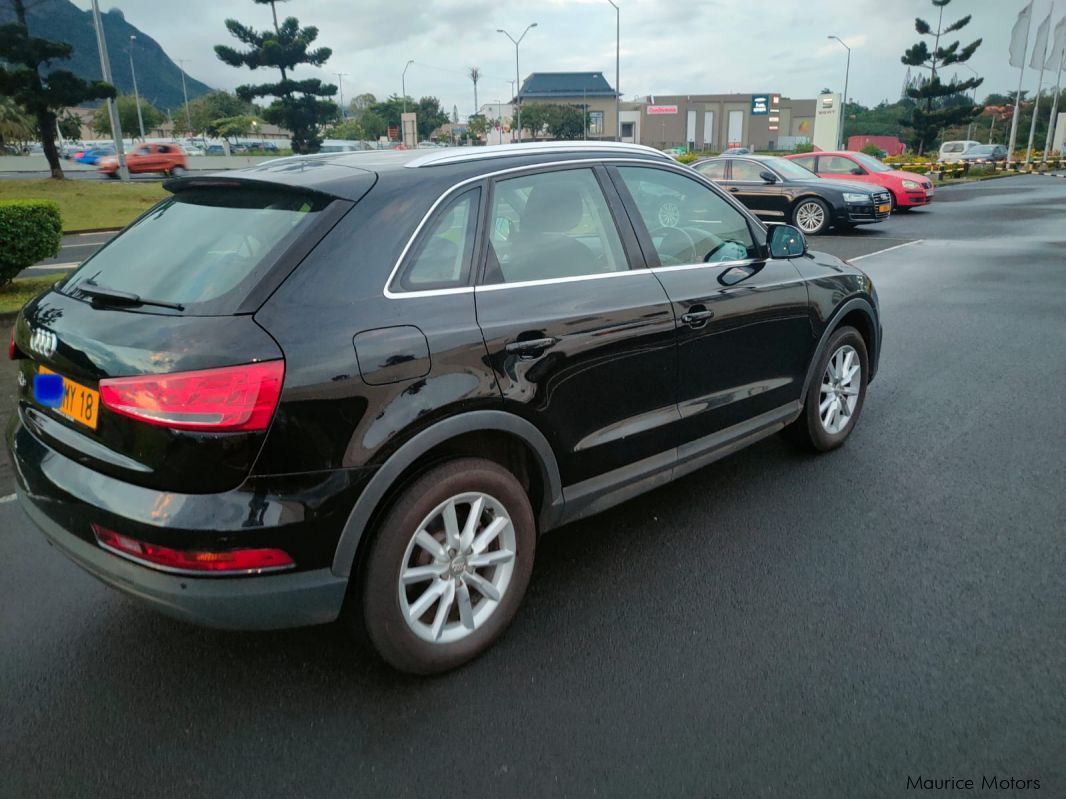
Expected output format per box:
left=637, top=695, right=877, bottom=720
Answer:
left=763, top=157, right=818, bottom=180
left=62, top=187, right=330, bottom=314
left=852, top=153, right=892, bottom=172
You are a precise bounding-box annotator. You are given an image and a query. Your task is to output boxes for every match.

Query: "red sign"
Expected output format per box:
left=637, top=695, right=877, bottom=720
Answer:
left=647, top=105, right=678, bottom=115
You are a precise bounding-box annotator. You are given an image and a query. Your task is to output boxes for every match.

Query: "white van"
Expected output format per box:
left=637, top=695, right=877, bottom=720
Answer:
left=938, top=140, right=980, bottom=163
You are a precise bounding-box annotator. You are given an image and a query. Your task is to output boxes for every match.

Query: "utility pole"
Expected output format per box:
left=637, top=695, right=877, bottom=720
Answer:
left=335, top=72, right=349, bottom=120
left=178, top=59, right=193, bottom=137
left=498, top=23, right=538, bottom=143
left=828, top=35, right=851, bottom=150
left=90, top=0, right=128, bottom=180
left=607, top=1, right=620, bottom=140
left=128, top=35, right=145, bottom=140
left=402, top=60, right=414, bottom=114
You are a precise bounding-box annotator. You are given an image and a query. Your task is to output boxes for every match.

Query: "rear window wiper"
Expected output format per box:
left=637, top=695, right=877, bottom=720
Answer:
left=77, top=281, right=185, bottom=312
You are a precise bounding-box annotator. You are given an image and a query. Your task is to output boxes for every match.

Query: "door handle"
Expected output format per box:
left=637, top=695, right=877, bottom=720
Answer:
left=728, top=187, right=740, bottom=193
left=680, top=309, right=715, bottom=328
left=505, top=337, right=558, bottom=358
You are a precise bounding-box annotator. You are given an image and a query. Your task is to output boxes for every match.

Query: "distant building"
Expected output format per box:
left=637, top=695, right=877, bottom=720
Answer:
left=515, top=72, right=619, bottom=139
left=847, top=135, right=907, bottom=156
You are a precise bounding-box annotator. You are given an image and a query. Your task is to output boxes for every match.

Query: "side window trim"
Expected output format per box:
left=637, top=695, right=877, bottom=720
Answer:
left=607, top=163, right=764, bottom=270
left=475, top=164, right=638, bottom=288
left=387, top=184, right=485, bottom=295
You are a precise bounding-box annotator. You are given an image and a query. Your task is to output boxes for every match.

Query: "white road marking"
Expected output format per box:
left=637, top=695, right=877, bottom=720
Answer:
left=26, top=262, right=80, bottom=271
left=849, top=239, right=924, bottom=262
left=0, top=493, right=16, bottom=505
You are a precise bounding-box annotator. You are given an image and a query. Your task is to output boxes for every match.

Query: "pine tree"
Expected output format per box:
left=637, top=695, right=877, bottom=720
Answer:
left=900, top=0, right=983, bottom=154
left=0, top=0, right=115, bottom=178
left=215, top=0, right=337, bottom=154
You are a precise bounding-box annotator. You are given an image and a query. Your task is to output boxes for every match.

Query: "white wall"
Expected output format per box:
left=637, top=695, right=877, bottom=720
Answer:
left=619, top=110, right=640, bottom=143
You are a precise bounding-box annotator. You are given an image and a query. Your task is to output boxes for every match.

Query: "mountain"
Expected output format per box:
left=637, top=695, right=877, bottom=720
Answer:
left=0, top=0, right=212, bottom=111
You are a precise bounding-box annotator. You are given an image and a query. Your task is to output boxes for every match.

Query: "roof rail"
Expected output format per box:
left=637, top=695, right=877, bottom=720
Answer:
left=404, top=140, right=672, bottom=168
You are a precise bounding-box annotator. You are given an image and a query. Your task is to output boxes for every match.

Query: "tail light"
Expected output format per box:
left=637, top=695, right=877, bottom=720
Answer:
left=92, top=524, right=294, bottom=575
left=99, top=360, right=284, bottom=432
left=7, top=326, right=17, bottom=360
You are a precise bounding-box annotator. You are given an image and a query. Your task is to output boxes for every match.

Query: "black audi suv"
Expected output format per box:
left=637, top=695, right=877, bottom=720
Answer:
left=693, top=154, right=892, bottom=235
left=6, top=142, right=881, bottom=674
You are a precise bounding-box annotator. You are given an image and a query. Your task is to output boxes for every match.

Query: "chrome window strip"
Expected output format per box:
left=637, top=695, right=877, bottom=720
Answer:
left=383, top=157, right=702, bottom=300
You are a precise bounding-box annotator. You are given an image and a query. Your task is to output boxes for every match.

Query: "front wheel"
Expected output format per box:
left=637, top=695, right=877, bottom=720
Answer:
left=358, top=458, right=536, bottom=674
left=782, top=326, right=868, bottom=451
left=793, top=197, right=831, bottom=235
left=169, top=165, right=187, bottom=177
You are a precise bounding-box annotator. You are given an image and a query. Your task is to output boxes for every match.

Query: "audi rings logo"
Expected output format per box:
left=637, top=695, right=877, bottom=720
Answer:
left=29, top=328, right=58, bottom=359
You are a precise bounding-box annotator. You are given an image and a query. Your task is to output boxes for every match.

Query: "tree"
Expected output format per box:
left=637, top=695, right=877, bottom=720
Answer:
left=0, top=0, right=114, bottom=177
left=900, top=0, right=983, bottom=153
left=215, top=0, right=338, bottom=153
left=92, top=96, right=162, bottom=139
left=546, top=104, right=587, bottom=140
left=57, top=111, right=82, bottom=141
left=177, top=90, right=257, bottom=137
left=0, top=94, right=34, bottom=147
left=519, top=103, right=551, bottom=140
left=415, top=96, right=449, bottom=140
left=468, top=66, right=481, bottom=114
left=467, top=113, right=489, bottom=139
left=327, top=118, right=368, bottom=141
left=211, top=114, right=257, bottom=143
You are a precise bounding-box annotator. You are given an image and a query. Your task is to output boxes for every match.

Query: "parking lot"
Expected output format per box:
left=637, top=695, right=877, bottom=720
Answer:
left=2, top=174, right=1065, bottom=798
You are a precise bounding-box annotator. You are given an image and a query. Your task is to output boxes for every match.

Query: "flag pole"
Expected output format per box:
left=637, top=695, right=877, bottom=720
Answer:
left=1008, top=5, right=1033, bottom=163
left=1043, top=52, right=1064, bottom=163
left=1026, top=3, right=1054, bottom=168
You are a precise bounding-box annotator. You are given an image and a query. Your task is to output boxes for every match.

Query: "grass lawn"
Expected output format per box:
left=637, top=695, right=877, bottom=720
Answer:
left=0, top=179, right=166, bottom=231
left=0, top=273, right=70, bottom=317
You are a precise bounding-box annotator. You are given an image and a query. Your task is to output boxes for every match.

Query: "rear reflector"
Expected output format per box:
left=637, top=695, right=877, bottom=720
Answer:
left=7, top=326, right=17, bottom=360
left=99, top=360, right=284, bottom=432
left=92, top=524, right=295, bottom=575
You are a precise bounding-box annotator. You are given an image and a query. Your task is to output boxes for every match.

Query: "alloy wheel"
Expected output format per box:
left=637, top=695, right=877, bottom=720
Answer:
left=398, top=492, right=517, bottom=644
left=818, top=344, right=861, bottom=434
left=795, top=201, right=826, bottom=233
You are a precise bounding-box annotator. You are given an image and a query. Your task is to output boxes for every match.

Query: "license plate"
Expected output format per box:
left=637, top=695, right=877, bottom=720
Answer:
left=926, top=187, right=935, bottom=196
left=878, top=203, right=891, bottom=214
left=38, top=366, right=100, bottom=430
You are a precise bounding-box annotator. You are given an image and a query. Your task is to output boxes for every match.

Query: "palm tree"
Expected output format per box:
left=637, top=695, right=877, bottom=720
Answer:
left=0, top=96, right=35, bottom=148
left=469, top=66, right=481, bottom=115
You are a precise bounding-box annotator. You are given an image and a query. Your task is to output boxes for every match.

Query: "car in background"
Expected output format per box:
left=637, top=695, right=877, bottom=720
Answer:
left=98, top=143, right=188, bottom=177
left=958, top=144, right=1008, bottom=164
left=785, top=150, right=934, bottom=210
left=204, top=144, right=225, bottom=155
left=721, top=146, right=752, bottom=155
left=693, top=154, right=892, bottom=235
left=8, top=141, right=881, bottom=675
left=75, top=146, right=115, bottom=165
left=938, top=140, right=981, bottom=163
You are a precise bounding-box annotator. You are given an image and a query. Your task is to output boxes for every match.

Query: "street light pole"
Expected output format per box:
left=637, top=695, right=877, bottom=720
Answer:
left=828, top=35, right=851, bottom=150
left=498, top=23, right=537, bottom=143
left=607, top=1, right=619, bottom=140
left=958, top=62, right=980, bottom=141
left=89, top=0, right=128, bottom=180
left=335, top=72, right=349, bottom=120
left=402, top=60, right=414, bottom=115
left=128, top=35, right=145, bottom=140
left=177, top=59, right=193, bottom=137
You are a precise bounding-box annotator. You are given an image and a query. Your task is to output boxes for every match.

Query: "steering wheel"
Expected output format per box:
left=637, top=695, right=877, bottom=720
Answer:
left=648, top=225, right=698, bottom=265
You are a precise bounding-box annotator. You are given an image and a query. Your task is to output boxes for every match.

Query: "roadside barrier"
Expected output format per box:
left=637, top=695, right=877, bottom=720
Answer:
left=887, top=157, right=1066, bottom=178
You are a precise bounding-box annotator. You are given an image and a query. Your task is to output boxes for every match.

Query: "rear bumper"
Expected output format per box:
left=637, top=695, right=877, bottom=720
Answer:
left=18, top=492, right=348, bottom=630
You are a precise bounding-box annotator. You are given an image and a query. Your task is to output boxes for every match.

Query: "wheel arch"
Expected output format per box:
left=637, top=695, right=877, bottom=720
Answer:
left=331, top=411, right=564, bottom=579
left=800, top=297, right=880, bottom=400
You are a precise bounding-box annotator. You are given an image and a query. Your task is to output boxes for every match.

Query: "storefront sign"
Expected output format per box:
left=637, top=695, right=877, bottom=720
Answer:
left=751, top=95, right=770, bottom=115
left=647, top=105, right=678, bottom=115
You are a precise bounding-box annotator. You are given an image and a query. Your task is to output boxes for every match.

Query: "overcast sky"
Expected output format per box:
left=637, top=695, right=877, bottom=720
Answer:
left=74, top=0, right=1046, bottom=115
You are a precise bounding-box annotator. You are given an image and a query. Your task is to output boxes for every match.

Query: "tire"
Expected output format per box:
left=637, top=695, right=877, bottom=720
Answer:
left=782, top=326, right=869, bottom=451
left=359, top=457, right=536, bottom=674
left=792, top=197, right=831, bottom=235
left=169, top=166, right=187, bottom=177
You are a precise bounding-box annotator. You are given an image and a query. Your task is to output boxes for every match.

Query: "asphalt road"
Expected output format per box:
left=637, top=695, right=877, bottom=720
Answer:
left=2, top=175, right=1065, bottom=798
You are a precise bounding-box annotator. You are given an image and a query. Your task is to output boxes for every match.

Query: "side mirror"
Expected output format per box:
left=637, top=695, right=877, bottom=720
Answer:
left=768, top=224, right=807, bottom=258
left=759, top=170, right=778, bottom=184
left=850, top=166, right=865, bottom=175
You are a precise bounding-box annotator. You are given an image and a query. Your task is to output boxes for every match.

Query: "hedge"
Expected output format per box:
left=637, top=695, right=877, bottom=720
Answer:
left=0, top=200, right=62, bottom=288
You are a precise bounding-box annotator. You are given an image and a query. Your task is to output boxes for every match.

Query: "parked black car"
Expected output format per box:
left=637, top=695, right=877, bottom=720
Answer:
left=693, top=155, right=892, bottom=235
left=7, top=142, right=881, bottom=674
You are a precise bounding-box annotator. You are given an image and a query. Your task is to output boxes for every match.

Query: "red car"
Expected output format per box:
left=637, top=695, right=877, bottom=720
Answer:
left=98, top=143, right=188, bottom=178
left=785, top=150, right=934, bottom=210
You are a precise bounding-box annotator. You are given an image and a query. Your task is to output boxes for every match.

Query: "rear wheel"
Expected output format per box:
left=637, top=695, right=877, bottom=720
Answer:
left=169, top=166, right=187, bottom=177
left=782, top=326, right=868, bottom=451
left=359, top=458, right=536, bottom=674
left=793, top=197, right=830, bottom=235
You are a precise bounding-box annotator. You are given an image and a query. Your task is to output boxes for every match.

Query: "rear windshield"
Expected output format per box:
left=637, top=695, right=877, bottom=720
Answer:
left=61, top=187, right=330, bottom=314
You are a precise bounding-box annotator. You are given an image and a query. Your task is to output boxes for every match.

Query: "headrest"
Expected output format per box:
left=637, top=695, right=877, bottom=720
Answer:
left=520, top=181, right=585, bottom=235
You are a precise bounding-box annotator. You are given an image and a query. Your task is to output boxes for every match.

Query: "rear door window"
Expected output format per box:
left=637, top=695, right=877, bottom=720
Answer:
left=61, top=187, right=331, bottom=315
left=391, top=188, right=481, bottom=292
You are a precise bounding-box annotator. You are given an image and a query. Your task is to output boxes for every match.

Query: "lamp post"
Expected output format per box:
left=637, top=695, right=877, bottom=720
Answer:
left=401, top=60, right=414, bottom=114
left=497, top=23, right=537, bottom=143
left=89, top=0, right=128, bottom=180
left=958, top=62, right=980, bottom=140
left=177, top=59, right=193, bottom=137
left=335, top=72, right=349, bottom=120
left=128, top=35, right=146, bottom=140
left=827, top=35, right=851, bottom=150
left=607, top=1, right=620, bottom=140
